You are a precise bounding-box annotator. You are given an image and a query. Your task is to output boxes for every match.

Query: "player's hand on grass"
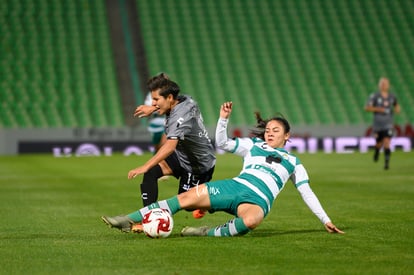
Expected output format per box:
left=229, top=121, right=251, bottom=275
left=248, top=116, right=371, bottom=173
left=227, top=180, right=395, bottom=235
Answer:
left=134, top=105, right=158, bottom=118
left=324, top=222, right=344, bottom=234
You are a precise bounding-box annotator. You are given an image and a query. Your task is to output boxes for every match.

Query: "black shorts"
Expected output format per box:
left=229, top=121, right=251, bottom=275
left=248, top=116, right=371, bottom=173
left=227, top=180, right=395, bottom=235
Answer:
left=375, top=129, right=394, bottom=142
left=165, top=152, right=215, bottom=194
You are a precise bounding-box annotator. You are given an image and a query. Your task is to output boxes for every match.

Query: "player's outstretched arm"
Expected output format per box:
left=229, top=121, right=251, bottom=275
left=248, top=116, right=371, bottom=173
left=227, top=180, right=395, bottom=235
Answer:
left=134, top=105, right=158, bottom=118
left=324, top=222, right=345, bottom=234
left=127, top=139, right=178, bottom=179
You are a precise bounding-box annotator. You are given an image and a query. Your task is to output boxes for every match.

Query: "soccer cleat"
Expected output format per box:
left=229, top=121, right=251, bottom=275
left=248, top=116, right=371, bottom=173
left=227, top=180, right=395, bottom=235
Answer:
left=131, top=223, right=144, bottom=233
left=192, top=209, right=206, bottom=219
left=384, top=162, right=389, bottom=170
left=180, top=226, right=210, bottom=236
left=101, top=215, right=133, bottom=233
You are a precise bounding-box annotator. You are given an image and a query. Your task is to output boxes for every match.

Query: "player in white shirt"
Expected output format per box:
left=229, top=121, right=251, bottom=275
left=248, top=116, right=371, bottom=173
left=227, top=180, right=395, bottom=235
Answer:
left=102, top=102, right=343, bottom=236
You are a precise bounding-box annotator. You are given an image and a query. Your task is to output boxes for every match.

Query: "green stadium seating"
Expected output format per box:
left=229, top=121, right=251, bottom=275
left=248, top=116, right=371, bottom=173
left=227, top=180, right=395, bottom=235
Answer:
left=2, top=0, right=413, bottom=129
left=136, top=0, right=414, bottom=128
left=0, top=0, right=123, bottom=128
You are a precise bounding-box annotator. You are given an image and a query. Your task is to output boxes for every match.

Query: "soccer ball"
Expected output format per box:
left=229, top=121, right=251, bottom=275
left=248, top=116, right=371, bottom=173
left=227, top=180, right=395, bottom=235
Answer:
left=142, top=208, right=173, bottom=238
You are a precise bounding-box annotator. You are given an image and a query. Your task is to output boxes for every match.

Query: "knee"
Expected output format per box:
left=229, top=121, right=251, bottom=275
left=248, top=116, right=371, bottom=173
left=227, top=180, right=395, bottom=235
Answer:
left=142, top=165, right=163, bottom=182
left=237, top=204, right=265, bottom=229
left=241, top=215, right=263, bottom=229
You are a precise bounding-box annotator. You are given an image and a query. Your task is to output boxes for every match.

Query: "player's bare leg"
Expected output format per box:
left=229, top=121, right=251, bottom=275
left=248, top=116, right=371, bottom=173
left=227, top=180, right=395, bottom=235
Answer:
left=177, top=183, right=211, bottom=210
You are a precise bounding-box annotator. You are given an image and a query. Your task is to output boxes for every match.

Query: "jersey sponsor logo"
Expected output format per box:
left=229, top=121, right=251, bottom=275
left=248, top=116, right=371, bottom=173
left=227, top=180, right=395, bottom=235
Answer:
left=176, top=117, right=184, bottom=127
left=209, top=186, right=220, bottom=195
left=198, top=129, right=212, bottom=142
left=260, top=143, right=270, bottom=150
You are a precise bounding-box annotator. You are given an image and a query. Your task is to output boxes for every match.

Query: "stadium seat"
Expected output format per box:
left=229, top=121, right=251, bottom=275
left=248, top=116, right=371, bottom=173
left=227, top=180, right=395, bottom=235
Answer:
left=135, top=0, right=414, bottom=128
left=1, top=0, right=123, bottom=128
left=2, top=0, right=413, bottom=129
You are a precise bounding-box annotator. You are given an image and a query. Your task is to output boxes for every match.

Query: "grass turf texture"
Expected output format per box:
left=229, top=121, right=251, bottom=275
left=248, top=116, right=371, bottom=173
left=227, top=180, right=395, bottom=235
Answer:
left=0, top=151, right=413, bottom=274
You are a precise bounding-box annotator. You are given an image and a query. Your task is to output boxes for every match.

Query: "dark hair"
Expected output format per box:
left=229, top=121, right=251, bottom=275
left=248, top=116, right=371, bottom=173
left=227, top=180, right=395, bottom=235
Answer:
left=250, top=112, right=291, bottom=141
left=147, top=73, right=180, bottom=99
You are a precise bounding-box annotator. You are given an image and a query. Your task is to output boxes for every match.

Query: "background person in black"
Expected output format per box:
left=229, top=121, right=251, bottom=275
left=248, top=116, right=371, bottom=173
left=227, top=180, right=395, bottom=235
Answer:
left=365, top=77, right=401, bottom=169
left=127, top=73, right=216, bottom=232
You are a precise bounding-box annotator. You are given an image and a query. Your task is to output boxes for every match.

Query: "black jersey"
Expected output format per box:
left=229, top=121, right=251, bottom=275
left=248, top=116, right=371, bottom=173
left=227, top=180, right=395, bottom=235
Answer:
left=366, top=92, right=398, bottom=132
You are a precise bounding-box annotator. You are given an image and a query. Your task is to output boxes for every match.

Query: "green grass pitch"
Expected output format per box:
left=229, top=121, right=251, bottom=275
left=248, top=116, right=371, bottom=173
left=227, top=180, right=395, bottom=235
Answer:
left=0, top=151, right=413, bottom=274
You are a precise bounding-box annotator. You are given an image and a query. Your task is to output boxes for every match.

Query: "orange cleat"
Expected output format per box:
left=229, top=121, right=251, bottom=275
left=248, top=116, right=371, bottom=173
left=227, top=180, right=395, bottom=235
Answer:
left=131, top=223, right=144, bottom=233
left=192, top=209, right=206, bottom=219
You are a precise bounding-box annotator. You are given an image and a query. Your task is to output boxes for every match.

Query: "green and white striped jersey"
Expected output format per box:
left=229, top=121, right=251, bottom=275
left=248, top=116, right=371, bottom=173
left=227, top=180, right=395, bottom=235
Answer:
left=215, top=118, right=331, bottom=224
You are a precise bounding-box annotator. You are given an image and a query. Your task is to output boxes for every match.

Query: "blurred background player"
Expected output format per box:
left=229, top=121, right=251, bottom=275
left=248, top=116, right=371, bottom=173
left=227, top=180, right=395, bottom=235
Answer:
left=128, top=73, right=216, bottom=231
left=364, top=77, right=401, bottom=169
left=144, top=91, right=166, bottom=153
left=144, top=83, right=168, bottom=181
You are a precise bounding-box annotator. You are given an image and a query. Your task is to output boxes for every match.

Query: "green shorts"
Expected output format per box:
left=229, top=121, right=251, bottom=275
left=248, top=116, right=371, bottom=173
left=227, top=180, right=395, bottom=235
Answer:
left=206, top=179, right=270, bottom=217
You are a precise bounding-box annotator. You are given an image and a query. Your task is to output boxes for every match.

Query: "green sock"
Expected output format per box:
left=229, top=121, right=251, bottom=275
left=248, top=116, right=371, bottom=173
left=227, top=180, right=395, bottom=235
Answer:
left=207, top=217, right=251, bottom=237
left=127, top=196, right=181, bottom=222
